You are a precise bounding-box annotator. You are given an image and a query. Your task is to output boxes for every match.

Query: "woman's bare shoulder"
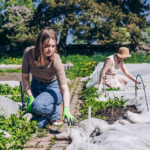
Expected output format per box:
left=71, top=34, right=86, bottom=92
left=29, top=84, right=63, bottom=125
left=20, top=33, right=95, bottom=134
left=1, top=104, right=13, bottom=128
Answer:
left=106, top=57, right=112, bottom=64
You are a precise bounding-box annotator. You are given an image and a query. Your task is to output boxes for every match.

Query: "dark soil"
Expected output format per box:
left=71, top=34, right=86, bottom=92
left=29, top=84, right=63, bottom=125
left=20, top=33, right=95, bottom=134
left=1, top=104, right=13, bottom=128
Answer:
left=0, top=73, right=32, bottom=81
left=95, top=105, right=141, bottom=124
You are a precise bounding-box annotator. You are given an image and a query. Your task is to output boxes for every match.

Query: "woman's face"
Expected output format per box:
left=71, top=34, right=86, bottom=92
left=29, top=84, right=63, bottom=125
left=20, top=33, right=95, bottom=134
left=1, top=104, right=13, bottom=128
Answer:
left=119, top=57, right=126, bottom=61
left=117, top=55, right=127, bottom=61
left=42, top=38, right=56, bottom=59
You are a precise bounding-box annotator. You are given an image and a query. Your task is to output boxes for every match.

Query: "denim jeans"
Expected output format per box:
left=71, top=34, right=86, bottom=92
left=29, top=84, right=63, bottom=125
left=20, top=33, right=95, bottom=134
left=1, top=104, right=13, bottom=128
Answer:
left=30, top=78, right=63, bottom=128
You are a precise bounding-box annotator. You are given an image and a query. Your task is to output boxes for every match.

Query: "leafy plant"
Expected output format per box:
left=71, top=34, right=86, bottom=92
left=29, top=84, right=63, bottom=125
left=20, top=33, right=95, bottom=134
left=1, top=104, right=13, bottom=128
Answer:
left=50, top=137, right=56, bottom=145
left=79, top=83, right=128, bottom=120
left=0, top=84, right=28, bottom=102
left=2, top=5, right=39, bottom=45
left=37, top=128, right=49, bottom=138
left=0, top=111, right=39, bottom=149
left=105, top=87, right=121, bottom=91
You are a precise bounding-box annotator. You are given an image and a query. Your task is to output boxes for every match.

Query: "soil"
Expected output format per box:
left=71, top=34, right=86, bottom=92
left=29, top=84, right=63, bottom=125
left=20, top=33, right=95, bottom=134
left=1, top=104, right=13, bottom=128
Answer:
left=95, top=105, right=141, bottom=124
left=0, top=73, right=32, bottom=81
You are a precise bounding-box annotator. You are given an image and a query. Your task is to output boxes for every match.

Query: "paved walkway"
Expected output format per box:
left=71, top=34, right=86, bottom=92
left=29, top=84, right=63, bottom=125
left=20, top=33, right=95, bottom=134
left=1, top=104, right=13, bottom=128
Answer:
left=24, top=77, right=84, bottom=150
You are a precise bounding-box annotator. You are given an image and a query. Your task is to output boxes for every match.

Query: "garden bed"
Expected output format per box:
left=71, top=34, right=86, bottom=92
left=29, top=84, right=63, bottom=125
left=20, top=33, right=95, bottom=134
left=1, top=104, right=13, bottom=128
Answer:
left=95, top=105, right=141, bottom=124
left=78, top=81, right=142, bottom=124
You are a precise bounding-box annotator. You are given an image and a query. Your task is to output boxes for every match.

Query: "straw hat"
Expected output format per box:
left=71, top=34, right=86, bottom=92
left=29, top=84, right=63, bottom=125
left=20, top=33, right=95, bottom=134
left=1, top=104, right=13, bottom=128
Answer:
left=116, top=47, right=131, bottom=58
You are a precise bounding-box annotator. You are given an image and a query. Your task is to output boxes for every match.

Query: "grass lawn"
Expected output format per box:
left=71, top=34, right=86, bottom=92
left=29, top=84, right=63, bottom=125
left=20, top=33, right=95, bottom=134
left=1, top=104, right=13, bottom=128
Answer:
left=0, top=51, right=150, bottom=79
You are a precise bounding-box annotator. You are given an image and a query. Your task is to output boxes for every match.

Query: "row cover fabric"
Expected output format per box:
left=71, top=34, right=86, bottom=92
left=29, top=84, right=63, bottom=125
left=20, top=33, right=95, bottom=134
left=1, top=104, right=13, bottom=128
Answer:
left=0, top=81, right=20, bottom=87
left=0, top=130, right=11, bottom=138
left=0, top=96, right=20, bottom=119
left=56, top=118, right=150, bottom=150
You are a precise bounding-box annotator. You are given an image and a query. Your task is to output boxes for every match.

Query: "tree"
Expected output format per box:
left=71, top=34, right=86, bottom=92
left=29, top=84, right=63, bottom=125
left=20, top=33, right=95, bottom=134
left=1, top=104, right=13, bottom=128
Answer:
left=72, top=2, right=127, bottom=45
left=34, top=0, right=150, bottom=49
left=142, top=27, right=150, bottom=43
left=1, top=6, right=39, bottom=45
left=34, top=0, right=84, bottom=50
left=0, top=0, right=37, bottom=45
left=1, top=0, right=35, bottom=11
left=95, top=0, right=150, bottom=45
left=72, top=35, right=87, bottom=44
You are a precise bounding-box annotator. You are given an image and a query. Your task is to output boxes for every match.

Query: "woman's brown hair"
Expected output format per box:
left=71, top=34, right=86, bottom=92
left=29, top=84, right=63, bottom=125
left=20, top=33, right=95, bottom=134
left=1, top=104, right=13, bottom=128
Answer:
left=34, top=29, right=58, bottom=65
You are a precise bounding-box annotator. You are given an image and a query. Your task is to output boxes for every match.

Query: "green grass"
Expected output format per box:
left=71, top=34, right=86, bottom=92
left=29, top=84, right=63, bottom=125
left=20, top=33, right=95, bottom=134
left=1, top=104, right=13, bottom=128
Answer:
left=64, top=52, right=150, bottom=80
left=0, top=51, right=23, bottom=65
left=0, top=51, right=150, bottom=77
left=0, top=68, right=21, bottom=73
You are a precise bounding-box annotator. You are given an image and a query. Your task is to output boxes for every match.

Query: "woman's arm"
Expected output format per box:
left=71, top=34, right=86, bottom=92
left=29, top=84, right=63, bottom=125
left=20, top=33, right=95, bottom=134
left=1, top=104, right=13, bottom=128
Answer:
left=100, top=58, right=112, bottom=85
left=22, top=73, right=33, bottom=97
left=121, top=64, right=141, bottom=84
left=59, top=84, right=70, bottom=107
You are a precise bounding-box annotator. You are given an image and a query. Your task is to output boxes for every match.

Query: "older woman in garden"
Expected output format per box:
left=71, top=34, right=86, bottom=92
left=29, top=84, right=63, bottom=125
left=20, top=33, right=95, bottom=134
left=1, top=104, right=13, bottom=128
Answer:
left=21, top=29, right=75, bottom=128
left=99, top=47, right=141, bottom=88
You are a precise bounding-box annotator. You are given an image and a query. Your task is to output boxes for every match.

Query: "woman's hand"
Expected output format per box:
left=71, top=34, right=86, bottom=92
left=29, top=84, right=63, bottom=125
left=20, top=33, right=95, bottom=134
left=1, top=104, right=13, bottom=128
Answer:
left=63, top=107, right=76, bottom=126
left=136, top=80, right=142, bottom=84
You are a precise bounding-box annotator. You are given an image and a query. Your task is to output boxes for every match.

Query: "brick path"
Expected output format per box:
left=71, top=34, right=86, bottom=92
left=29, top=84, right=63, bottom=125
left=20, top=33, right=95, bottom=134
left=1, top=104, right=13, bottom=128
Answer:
left=24, top=77, right=84, bottom=150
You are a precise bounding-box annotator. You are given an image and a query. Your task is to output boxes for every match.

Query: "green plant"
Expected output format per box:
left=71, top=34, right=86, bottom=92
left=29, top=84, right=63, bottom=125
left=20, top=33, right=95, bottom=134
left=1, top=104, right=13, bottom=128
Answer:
left=105, top=87, right=121, bottom=91
left=37, top=128, right=49, bottom=138
left=0, top=73, right=5, bottom=75
left=26, top=144, right=43, bottom=148
left=79, top=82, right=129, bottom=120
left=0, top=84, right=28, bottom=102
left=70, top=78, right=80, bottom=102
left=68, top=78, right=76, bottom=91
left=0, top=68, right=21, bottom=73
left=0, top=111, right=39, bottom=149
left=50, top=137, right=56, bottom=145
left=57, top=124, right=63, bottom=131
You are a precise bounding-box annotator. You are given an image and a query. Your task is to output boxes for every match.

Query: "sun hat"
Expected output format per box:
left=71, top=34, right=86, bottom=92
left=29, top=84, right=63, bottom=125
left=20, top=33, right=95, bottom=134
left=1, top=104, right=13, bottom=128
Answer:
left=116, top=47, right=131, bottom=58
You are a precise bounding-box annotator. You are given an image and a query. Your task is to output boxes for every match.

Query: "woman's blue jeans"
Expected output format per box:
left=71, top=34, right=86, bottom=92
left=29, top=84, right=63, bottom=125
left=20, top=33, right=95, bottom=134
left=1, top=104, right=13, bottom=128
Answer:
left=30, top=78, right=63, bottom=128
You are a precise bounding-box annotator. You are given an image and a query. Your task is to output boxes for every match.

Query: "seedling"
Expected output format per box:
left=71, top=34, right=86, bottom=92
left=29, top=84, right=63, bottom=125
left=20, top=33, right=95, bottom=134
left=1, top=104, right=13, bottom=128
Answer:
left=57, top=124, right=63, bottom=131
left=50, top=137, right=56, bottom=145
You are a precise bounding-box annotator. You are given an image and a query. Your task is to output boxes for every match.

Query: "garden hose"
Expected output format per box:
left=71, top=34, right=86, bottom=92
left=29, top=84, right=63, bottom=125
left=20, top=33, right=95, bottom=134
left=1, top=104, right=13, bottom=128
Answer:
left=135, top=74, right=149, bottom=111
